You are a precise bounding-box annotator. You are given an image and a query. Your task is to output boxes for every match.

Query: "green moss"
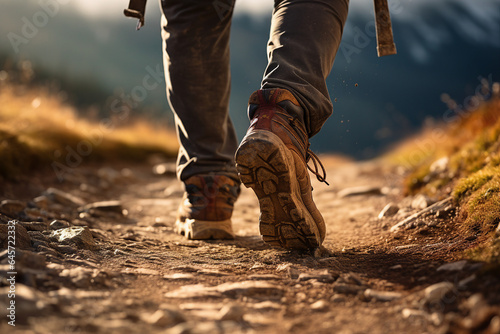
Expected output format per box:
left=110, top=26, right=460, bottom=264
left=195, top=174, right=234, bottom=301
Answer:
left=453, top=167, right=499, bottom=202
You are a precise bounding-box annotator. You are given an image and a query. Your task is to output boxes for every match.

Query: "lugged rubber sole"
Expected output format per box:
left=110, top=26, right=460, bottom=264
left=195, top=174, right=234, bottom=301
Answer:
left=235, top=130, right=321, bottom=250
left=175, top=219, right=235, bottom=240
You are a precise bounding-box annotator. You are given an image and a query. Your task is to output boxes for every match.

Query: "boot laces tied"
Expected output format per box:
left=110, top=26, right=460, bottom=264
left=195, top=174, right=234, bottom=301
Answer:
left=306, top=149, right=329, bottom=186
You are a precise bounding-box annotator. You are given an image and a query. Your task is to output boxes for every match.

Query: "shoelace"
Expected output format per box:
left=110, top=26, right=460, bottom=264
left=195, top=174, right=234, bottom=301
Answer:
left=306, top=149, right=329, bottom=186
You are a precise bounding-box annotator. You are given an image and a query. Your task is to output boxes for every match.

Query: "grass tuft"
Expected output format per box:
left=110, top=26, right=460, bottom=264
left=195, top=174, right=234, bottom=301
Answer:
left=386, top=89, right=500, bottom=263
left=0, top=83, right=178, bottom=180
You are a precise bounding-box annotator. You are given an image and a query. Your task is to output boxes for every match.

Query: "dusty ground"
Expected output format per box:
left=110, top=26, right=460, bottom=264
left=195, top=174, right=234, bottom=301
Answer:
left=1, top=156, right=500, bottom=334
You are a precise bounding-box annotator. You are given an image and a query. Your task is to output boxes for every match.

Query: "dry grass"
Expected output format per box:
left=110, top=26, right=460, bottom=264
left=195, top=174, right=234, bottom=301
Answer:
left=0, top=83, right=178, bottom=179
left=385, top=89, right=500, bottom=263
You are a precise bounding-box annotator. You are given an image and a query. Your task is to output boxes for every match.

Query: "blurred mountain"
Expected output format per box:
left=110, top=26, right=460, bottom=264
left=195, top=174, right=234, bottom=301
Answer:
left=1, top=0, right=499, bottom=158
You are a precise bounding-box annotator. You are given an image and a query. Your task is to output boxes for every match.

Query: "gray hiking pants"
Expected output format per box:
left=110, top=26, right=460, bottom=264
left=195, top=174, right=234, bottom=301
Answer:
left=160, top=0, right=349, bottom=182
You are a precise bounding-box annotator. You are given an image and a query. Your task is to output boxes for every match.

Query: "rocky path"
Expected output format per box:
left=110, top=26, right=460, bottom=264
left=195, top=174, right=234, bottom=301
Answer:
left=1, top=158, right=499, bottom=334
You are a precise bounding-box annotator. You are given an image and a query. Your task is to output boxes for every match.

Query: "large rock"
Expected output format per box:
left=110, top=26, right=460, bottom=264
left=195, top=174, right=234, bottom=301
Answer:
left=49, top=226, right=97, bottom=250
left=0, top=222, right=31, bottom=249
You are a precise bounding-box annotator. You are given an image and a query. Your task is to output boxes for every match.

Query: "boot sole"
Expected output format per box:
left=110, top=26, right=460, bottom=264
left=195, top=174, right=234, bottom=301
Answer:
left=175, top=219, right=235, bottom=240
left=235, top=130, right=321, bottom=250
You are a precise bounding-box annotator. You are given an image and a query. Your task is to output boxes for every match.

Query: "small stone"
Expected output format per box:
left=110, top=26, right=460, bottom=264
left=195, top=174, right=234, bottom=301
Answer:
left=378, top=203, right=400, bottom=219
left=296, top=292, right=307, bottom=302
left=168, top=321, right=240, bottom=334
left=153, top=163, right=176, bottom=176
left=364, top=289, right=402, bottom=302
left=390, top=265, right=402, bottom=270
left=169, top=265, right=199, bottom=272
left=437, top=260, right=468, bottom=272
left=402, top=308, right=427, bottom=319
left=465, top=293, right=486, bottom=310
left=333, top=283, right=365, bottom=295
left=49, top=226, right=97, bottom=250
left=459, top=274, right=476, bottom=288
left=429, top=157, right=449, bottom=175
left=310, top=300, right=329, bottom=312
left=429, top=312, right=444, bottom=326
left=298, top=271, right=335, bottom=283
left=33, top=196, right=49, bottom=209
left=131, top=268, right=161, bottom=276
left=217, top=281, right=285, bottom=298
left=217, top=304, right=244, bottom=321
left=197, top=269, right=229, bottom=277
left=0, top=199, right=26, bottom=216
left=338, top=186, right=381, bottom=198
left=330, top=294, right=345, bottom=303
left=411, top=195, right=433, bottom=210
left=141, top=308, right=186, bottom=327
left=78, top=200, right=124, bottom=216
left=287, top=267, right=301, bottom=279
left=252, top=301, right=282, bottom=311
left=339, top=272, right=364, bottom=285
left=163, top=273, right=195, bottom=280
left=424, top=282, right=454, bottom=304
left=24, top=208, right=47, bottom=220
left=44, top=188, right=85, bottom=207
left=249, top=274, right=281, bottom=281
left=49, top=219, right=70, bottom=230
left=165, top=281, right=285, bottom=299
left=0, top=222, right=31, bottom=249
left=250, top=263, right=266, bottom=270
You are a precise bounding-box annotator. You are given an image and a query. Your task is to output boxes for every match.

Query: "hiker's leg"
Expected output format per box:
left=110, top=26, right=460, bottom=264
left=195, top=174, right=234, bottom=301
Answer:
left=262, top=0, right=349, bottom=136
left=161, top=0, right=239, bottom=182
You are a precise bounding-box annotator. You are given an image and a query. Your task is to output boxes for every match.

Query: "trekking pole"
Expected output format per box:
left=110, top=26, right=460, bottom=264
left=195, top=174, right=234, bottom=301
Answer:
left=373, top=0, right=397, bottom=57
left=124, top=0, right=148, bottom=30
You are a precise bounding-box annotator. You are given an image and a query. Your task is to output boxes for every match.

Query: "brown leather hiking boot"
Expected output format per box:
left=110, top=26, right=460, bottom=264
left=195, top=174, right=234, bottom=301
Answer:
left=235, top=89, right=328, bottom=250
left=176, top=174, right=240, bottom=240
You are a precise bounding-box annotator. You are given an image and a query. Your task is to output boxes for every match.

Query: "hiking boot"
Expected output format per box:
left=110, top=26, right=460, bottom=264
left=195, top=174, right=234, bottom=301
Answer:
left=235, top=89, right=328, bottom=250
left=175, top=174, right=240, bottom=240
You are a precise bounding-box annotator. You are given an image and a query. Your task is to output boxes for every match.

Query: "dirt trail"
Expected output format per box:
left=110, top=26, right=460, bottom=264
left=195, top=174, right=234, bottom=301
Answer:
left=1, top=157, right=499, bottom=334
